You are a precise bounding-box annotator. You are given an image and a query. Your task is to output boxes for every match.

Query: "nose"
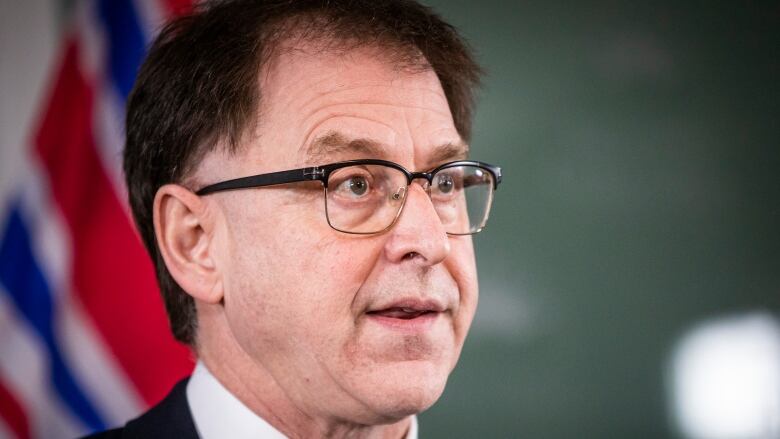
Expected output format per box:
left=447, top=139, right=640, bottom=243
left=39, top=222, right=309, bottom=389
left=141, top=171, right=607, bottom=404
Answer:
left=383, top=182, right=450, bottom=265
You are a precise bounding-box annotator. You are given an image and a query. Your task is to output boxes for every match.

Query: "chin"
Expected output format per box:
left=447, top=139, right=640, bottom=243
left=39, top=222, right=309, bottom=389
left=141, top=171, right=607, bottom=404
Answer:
left=355, top=360, right=450, bottom=422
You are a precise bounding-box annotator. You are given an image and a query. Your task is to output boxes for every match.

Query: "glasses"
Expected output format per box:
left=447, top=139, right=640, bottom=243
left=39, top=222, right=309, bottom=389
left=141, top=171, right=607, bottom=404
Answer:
left=196, top=159, right=502, bottom=235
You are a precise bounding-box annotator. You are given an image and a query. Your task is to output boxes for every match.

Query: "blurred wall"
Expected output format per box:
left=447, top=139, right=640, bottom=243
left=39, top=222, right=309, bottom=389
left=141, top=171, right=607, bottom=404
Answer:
left=1, top=1, right=778, bottom=438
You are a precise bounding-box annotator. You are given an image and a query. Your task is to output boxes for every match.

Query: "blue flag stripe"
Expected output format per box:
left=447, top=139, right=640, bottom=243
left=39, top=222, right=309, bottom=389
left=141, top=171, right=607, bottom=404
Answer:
left=0, top=203, right=107, bottom=431
left=98, top=0, right=147, bottom=100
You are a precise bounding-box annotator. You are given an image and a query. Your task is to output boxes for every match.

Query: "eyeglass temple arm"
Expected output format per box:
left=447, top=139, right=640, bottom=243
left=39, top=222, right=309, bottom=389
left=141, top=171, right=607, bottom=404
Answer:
left=195, top=166, right=324, bottom=195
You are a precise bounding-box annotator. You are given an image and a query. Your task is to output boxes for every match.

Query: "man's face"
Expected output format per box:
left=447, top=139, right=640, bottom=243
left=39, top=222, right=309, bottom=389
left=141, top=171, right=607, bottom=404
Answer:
left=199, top=46, right=479, bottom=423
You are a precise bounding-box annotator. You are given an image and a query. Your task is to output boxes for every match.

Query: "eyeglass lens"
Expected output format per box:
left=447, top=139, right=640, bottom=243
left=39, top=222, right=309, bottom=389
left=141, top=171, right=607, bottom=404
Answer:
left=324, top=164, right=495, bottom=234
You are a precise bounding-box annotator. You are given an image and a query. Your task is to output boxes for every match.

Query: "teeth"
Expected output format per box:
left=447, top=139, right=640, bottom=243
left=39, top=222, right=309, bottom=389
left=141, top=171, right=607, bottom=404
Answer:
left=402, top=308, right=416, bottom=313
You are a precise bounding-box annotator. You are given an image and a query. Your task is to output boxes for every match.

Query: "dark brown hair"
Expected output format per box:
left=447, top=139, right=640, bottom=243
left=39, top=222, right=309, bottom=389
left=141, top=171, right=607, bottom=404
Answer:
left=124, top=0, right=483, bottom=345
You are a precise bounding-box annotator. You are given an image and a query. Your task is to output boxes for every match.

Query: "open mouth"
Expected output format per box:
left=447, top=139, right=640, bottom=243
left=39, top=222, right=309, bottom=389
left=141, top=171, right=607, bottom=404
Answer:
left=367, top=307, right=437, bottom=320
left=364, top=299, right=445, bottom=331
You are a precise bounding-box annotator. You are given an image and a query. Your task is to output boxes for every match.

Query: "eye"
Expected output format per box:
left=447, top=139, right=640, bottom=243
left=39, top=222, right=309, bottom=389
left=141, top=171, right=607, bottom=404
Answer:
left=335, top=174, right=371, bottom=198
left=436, top=173, right=455, bottom=194
left=348, top=176, right=369, bottom=196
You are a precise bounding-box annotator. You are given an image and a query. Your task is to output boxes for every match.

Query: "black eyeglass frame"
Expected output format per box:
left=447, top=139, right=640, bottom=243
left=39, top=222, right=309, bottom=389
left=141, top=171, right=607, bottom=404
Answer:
left=195, top=159, right=502, bottom=234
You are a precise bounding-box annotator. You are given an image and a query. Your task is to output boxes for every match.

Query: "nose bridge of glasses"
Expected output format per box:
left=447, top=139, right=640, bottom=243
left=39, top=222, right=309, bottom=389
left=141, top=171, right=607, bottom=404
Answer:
left=407, top=171, right=432, bottom=190
left=389, top=176, right=451, bottom=237
left=396, top=176, right=443, bottom=214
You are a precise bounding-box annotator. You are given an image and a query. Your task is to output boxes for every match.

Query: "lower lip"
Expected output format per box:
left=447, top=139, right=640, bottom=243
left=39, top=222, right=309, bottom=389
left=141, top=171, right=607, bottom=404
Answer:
left=365, top=312, right=441, bottom=333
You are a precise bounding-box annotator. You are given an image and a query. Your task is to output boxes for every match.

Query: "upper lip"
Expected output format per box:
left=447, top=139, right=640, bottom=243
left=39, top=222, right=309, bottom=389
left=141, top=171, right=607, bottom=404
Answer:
left=366, top=298, right=447, bottom=314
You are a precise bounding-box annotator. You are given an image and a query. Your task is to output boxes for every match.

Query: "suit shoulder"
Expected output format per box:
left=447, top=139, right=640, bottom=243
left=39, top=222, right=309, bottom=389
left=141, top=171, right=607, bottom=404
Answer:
left=79, top=377, right=197, bottom=439
left=80, top=427, right=124, bottom=439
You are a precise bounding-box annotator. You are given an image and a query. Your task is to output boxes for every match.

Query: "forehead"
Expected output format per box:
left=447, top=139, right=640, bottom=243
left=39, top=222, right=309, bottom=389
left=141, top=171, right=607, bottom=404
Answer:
left=249, top=44, right=464, bottom=169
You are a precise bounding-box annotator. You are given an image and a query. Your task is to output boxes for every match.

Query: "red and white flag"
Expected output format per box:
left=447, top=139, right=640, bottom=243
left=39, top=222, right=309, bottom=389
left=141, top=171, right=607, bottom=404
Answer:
left=1, top=1, right=194, bottom=437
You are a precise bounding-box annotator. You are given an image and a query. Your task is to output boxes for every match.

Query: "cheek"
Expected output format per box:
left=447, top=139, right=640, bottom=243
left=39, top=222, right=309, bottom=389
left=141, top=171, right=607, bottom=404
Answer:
left=447, top=237, right=479, bottom=341
left=221, top=203, right=381, bottom=349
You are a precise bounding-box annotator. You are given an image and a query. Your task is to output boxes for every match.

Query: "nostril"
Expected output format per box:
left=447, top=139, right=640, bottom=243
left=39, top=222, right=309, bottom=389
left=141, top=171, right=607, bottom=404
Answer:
left=402, top=251, right=420, bottom=261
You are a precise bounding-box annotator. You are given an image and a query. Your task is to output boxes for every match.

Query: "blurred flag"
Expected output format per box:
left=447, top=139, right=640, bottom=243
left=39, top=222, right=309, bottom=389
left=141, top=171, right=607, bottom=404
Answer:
left=0, top=1, right=194, bottom=437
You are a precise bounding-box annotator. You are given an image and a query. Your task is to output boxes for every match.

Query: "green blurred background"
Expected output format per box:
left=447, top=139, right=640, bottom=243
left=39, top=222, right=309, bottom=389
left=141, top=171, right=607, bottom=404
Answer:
left=417, top=1, right=780, bottom=437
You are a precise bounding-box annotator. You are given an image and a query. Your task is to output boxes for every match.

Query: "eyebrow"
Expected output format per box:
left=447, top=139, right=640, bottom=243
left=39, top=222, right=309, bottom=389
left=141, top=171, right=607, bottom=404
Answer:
left=427, top=140, right=470, bottom=165
left=306, top=131, right=387, bottom=161
left=306, top=130, right=470, bottom=167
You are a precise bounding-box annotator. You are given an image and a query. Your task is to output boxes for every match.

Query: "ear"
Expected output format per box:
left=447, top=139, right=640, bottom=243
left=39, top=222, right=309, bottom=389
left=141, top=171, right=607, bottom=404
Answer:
left=153, top=184, right=223, bottom=304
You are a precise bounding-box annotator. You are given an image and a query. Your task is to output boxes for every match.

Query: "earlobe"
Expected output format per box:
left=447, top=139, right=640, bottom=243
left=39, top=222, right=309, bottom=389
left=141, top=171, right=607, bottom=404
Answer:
left=153, top=184, right=223, bottom=304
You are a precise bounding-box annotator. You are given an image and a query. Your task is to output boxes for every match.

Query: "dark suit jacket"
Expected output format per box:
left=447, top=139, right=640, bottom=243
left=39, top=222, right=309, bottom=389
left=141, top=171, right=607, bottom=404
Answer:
left=81, top=378, right=200, bottom=439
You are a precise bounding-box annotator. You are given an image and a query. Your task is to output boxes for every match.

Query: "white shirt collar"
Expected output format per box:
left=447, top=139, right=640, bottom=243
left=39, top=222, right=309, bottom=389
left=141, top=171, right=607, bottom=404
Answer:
left=186, top=361, right=418, bottom=439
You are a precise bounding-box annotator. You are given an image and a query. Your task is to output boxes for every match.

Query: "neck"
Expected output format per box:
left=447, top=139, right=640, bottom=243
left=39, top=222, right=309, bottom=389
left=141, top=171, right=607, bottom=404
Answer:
left=194, top=305, right=413, bottom=438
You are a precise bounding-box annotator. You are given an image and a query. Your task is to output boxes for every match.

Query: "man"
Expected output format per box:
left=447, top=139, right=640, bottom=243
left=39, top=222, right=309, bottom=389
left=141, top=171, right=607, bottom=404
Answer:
left=89, top=0, right=501, bottom=437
